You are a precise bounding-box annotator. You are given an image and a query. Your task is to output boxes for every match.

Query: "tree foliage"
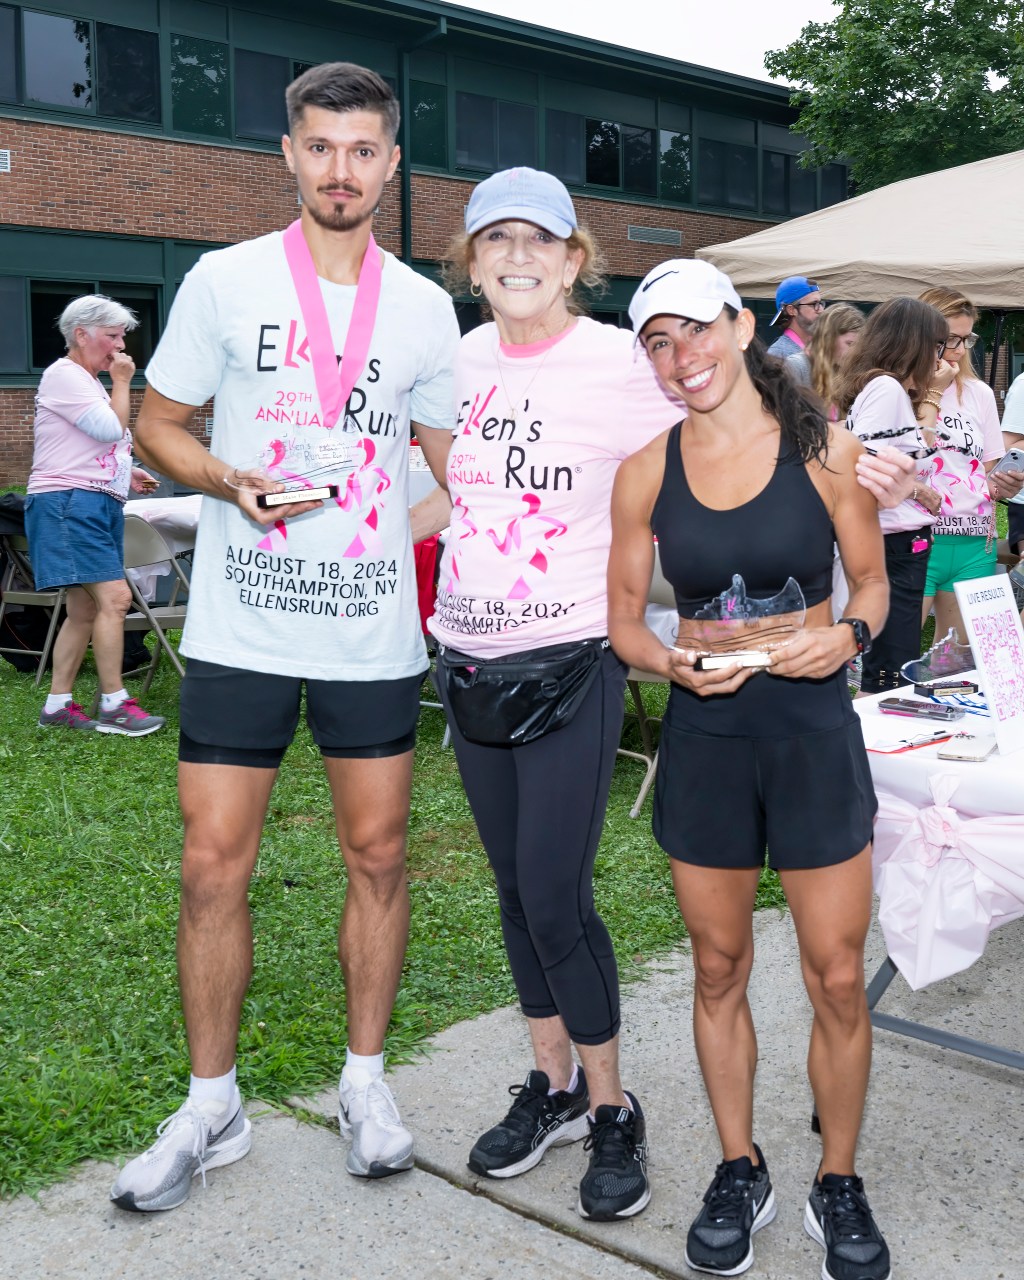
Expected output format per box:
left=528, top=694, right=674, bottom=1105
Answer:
left=765, top=0, right=1024, bottom=191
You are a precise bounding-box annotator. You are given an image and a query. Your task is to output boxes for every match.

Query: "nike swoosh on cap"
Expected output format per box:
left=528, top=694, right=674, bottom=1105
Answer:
left=641, top=269, right=679, bottom=291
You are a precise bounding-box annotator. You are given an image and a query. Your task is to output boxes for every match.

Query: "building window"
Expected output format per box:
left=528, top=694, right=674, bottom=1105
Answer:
left=585, top=119, right=619, bottom=186
left=96, top=24, right=160, bottom=124
left=171, top=34, right=229, bottom=137
left=697, top=138, right=757, bottom=210
left=0, top=5, right=16, bottom=104
left=763, top=151, right=816, bottom=216
left=410, top=80, right=446, bottom=168
left=660, top=130, right=691, bottom=202
left=235, top=50, right=290, bottom=141
left=820, top=163, right=849, bottom=207
left=622, top=124, right=656, bottom=195
left=455, top=92, right=536, bottom=171
left=546, top=109, right=584, bottom=185
left=28, top=280, right=159, bottom=371
left=0, top=276, right=28, bottom=373
left=23, top=11, right=92, bottom=110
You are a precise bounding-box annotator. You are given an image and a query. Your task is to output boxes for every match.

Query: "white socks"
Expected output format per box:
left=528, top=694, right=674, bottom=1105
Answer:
left=188, top=1066, right=237, bottom=1116
left=100, top=688, right=129, bottom=712
left=549, top=1063, right=579, bottom=1095
left=342, top=1049, right=384, bottom=1090
left=44, top=694, right=72, bottom=713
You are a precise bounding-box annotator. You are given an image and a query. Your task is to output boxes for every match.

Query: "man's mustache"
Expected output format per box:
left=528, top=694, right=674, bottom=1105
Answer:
left=318, top=184, right=362, bottom=197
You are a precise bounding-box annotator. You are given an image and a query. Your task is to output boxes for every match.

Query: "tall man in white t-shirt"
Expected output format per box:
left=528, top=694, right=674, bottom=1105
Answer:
left=110, top=63, right=459, bottom=1212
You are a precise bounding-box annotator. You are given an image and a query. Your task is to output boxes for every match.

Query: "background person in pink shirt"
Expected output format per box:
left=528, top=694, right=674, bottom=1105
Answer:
left=24, top=294, right=165, bottom=736
left=918, top=286, right=1024, bottom=641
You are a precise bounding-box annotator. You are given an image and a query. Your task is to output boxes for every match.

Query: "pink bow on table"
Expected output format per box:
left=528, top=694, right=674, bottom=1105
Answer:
left=871, top=774, right=1024, bottom=991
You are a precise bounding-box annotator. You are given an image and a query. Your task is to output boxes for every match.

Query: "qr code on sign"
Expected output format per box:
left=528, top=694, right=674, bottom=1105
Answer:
left=972, top=609, right=1024, bottom=721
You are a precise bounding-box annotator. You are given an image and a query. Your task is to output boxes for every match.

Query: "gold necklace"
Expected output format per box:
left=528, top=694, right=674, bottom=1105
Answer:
left=495, top=336, right=563, bottom=424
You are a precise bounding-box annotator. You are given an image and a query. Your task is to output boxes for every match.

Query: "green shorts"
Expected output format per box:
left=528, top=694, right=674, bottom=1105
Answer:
left=924, top=533, right=996, bottom=596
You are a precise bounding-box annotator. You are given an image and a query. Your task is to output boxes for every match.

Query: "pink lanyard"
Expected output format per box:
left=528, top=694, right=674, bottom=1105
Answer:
left=282, top=218, right=383, bottom=430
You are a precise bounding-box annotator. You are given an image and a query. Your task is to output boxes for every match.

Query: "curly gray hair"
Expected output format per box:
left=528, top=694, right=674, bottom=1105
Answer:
left=59, top=294, right=139, bottom=348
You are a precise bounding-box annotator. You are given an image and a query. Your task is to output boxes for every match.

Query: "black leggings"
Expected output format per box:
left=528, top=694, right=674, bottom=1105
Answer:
left=861, top=527, right=931, bottom=694
left=439, top=646, right=626, bottom=1045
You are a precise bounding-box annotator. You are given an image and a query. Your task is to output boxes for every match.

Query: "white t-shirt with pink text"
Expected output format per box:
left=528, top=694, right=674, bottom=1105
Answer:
left=429, top=317, right=682, bottom=657
left=846, top=374, right=936, bottom=535
left=28, top=358, right=132, bottom=500
left=931, top=379, right=1002, bottom=536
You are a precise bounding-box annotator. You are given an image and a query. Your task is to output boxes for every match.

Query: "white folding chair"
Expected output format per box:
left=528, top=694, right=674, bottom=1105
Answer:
left=121, top=515, right=190, bottom=694
left=617, top=545, right=675, bottom=818
left=0, top=534, right=67, bottom=686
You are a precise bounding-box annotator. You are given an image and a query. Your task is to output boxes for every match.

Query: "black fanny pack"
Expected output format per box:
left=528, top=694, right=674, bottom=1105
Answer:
left=438, top=638, right=608, bottom=746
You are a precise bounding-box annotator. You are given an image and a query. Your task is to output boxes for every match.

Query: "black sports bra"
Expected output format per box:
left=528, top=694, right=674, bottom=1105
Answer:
left=651, top=421, right=834, bottom=617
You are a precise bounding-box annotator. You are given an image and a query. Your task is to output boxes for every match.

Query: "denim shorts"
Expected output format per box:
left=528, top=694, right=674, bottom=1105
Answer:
left=24, top=488, right=126, bottom=589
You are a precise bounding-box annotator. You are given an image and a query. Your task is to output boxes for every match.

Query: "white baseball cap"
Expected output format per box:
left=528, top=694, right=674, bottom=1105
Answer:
left=629, top=259, right=744, bottom=336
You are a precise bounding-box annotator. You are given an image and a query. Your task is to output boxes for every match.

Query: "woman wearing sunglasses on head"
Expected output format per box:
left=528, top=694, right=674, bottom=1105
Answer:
left=836, top=297, right=954, bottom=693
left=917, top=287, right=1024, bottom=642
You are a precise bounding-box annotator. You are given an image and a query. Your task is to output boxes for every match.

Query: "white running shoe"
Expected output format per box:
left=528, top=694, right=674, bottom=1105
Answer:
left=109, top=1091, right=251, bottom=1212
left=338, top=1075, right=414, bottom=1178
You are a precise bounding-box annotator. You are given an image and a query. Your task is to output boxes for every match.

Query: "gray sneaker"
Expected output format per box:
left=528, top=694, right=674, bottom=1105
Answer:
left=96, top=697, right=166, bottom=737
left=38, top=701, right=99, bottom=730
left=338, top=1075, right=414, bottom=1178
left=110, top=1093, right=251, bottom=1212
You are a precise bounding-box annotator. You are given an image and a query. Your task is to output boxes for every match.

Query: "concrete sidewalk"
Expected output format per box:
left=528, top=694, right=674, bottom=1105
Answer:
left=4, top=912, right=1022, bottom=1279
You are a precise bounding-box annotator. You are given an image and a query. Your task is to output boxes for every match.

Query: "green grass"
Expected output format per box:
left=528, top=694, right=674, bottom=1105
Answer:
left=4, top=649, right=775, bottom=1198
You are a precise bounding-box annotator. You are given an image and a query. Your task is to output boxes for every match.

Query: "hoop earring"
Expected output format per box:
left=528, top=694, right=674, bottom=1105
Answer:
left=563, top=283, right=573, bottom=298
left=470, top=282, right=482, bottom=299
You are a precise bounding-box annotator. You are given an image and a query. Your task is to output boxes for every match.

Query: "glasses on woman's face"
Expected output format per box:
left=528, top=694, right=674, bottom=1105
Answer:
left=944, top=332, right=978, bottom=351
left=795, top=299, right=826, bottom=313
left=935, top=341, right=949, bottom=359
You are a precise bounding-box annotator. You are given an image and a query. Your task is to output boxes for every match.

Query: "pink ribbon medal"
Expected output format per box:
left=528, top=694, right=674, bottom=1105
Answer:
left=282, top=218, right=383, bottom=431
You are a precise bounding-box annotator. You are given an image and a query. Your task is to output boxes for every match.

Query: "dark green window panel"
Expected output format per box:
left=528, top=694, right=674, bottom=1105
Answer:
left=659, top=130, right=691, bottom=203
left=235, top=49, right=289, bottom=141
left=455, top=90, right=494, bottom=169
left=97, top=24, right=160, bottom=123
left=623, top=124, right=656, bottom=195
left=697, top=138, right=756, bottom=210
left=171, top=33, right=229, bottom=136
left=24, top=11, right=92, bottom=110
left=0, top=6, right=16, bottom=103
left=99, top=282, right=159, bottom=367
left=497, top=101, right=536, bottom=169
left=585, top=119, right=619, bottom=187
left=410, top=80, right=446, bottom=168
left=821, top=164, right=848, bottom=207
left=762, top=150, right=787, bottom=215
left=30, top=281, right=89, bottom=369
left=763, top=151, right=817, bottom=216
left=546, top=109, right=583, bottom=185
left=0, top=277, right=28, bottom=374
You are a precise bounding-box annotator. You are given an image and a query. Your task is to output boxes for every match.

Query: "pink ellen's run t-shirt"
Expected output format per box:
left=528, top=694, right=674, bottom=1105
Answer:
left=28, top=358, right=132, bottom=500
left=429, top=317, right=683, bottom=657
left=846, top=374, right=936, bottom=535
left=931, top=379, right=1003, bottom=535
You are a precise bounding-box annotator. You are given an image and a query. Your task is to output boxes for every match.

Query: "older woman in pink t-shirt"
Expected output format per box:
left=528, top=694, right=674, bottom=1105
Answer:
left=25, top=294, right=164, bottom=735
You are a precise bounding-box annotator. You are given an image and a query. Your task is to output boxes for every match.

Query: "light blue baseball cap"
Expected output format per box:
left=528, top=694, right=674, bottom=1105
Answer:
left=465, top=167, right=578, bottom=239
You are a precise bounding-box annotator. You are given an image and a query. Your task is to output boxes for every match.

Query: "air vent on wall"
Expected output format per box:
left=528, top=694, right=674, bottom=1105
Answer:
left=0, top=150, right=11, bottom=174
left=627, top=225, right=682, bottom=246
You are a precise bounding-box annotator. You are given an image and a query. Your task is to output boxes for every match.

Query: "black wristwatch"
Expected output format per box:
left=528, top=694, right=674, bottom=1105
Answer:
left=838, top=617, right=872, bottom=656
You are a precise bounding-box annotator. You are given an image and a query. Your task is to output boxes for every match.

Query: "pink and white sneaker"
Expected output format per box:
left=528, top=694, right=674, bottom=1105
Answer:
left=96, top=697, right=166, bottom=737
left=37, top=701, right=99, bottom=730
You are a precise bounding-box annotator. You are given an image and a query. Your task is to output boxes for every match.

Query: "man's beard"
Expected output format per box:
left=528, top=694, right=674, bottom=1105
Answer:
left=306, top=185, right=377, bottom=232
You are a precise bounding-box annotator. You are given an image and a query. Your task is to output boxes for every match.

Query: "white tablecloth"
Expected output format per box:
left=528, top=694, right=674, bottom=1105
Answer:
left=124, top=494, right=202, bottom=600
left=856, top=681, right=1024, bottom=990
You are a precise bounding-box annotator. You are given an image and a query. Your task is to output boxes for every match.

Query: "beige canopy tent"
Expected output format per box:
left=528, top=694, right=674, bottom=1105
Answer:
left=697, top=148, right=1024, bottom=309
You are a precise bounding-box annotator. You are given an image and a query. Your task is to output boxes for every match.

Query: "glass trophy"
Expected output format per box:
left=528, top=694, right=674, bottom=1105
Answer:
left=675, top=575, right=806, bottom=671
left=899, top=628, right=975, bottom=685
left=224, top=435, right=359, bottom=508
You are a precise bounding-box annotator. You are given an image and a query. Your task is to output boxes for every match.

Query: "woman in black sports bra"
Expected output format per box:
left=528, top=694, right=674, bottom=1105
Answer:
left=608, top=261, right=893, bottom=1280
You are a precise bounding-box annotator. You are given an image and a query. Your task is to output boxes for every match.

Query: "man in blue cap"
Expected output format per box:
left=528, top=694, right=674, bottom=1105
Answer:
left=767, top=275, right=823, bottom=358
